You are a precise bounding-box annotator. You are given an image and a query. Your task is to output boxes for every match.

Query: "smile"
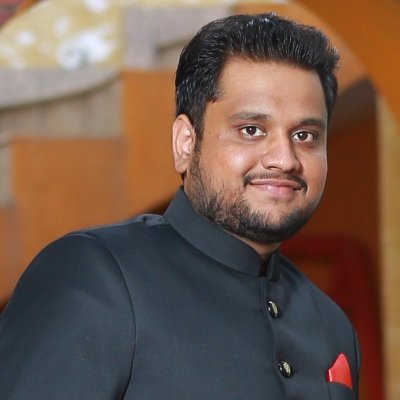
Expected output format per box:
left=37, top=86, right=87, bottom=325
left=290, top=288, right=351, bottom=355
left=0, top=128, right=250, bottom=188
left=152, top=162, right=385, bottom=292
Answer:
left=248, top=179, right=305, bottom=198
left=250, top=178, right=303, bottom=190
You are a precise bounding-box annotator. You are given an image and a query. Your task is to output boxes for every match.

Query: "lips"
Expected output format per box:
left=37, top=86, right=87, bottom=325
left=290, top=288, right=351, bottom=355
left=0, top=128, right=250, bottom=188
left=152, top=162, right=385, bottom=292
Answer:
left=250, top=178, right=303, bottom=191
left=244, top=172, right=307, bottom=192
left=250, top=180, right=303, bottom=198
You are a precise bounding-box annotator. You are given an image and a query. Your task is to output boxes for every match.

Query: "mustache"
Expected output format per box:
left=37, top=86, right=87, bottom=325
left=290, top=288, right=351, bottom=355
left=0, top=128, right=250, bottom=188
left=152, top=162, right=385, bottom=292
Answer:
left=243, top=172, right=307, bottom=190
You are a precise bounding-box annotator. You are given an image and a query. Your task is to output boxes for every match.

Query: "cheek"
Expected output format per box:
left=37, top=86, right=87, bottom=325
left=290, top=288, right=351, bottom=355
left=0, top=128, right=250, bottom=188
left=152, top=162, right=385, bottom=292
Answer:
left=307, top=155, right=327, bottom=192
left=215, top=149, right=257, bottom=179
left=229, top=150, right=253, bottom=167
left=214, top=151, right=255, bottom=185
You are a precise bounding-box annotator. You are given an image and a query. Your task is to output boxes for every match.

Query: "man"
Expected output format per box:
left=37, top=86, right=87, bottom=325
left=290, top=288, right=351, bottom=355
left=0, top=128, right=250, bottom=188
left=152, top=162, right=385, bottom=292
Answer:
left=0, top=13, right=360, bottom=400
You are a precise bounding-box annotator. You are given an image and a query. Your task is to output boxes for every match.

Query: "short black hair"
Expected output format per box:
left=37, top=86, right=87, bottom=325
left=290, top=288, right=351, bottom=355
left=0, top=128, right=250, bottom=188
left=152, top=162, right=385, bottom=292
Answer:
left=175, top=13, right=339, bottom=137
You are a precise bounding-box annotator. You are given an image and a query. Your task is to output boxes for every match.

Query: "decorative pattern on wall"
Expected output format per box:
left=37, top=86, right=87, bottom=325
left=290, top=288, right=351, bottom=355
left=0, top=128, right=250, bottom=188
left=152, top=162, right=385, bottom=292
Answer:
left=0, top=0, right=274, bottom=69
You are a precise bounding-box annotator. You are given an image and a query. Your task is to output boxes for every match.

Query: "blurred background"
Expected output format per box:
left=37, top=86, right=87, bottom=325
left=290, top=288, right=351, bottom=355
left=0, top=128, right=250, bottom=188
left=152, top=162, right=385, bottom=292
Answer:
left=0, top=1, right=399, bottom=399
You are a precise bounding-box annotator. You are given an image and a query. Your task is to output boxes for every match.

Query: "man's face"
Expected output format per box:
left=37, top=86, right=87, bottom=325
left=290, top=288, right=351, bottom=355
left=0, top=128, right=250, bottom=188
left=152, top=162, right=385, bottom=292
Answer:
left=173, top=58, right=328, bottom=252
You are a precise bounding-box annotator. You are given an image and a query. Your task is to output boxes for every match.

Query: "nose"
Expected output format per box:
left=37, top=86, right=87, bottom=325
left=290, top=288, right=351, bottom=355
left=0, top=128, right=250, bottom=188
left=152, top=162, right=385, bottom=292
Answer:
left=260, top=135, right=301, bottom=172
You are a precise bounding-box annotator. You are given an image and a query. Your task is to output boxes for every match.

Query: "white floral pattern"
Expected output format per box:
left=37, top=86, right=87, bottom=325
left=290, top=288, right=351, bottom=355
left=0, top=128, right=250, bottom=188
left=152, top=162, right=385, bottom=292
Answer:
left=0, top=0, right=277, bottom=69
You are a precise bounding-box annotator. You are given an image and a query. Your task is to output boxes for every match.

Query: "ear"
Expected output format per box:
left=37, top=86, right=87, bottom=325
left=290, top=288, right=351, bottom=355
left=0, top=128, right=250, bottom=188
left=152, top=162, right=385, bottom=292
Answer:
left=172, top=114, right=196, bottom=174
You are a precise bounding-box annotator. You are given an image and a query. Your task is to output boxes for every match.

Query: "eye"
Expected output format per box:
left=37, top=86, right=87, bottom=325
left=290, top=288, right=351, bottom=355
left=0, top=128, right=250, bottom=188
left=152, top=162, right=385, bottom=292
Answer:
left=292, top=131, right=316, bottom=142
left=240, top=126, right=266, bottom=138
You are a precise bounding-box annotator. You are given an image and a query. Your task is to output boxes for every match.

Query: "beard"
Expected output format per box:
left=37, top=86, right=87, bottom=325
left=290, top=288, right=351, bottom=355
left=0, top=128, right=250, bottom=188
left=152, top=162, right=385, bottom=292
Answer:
left=186, top=149, right=322, bottom=244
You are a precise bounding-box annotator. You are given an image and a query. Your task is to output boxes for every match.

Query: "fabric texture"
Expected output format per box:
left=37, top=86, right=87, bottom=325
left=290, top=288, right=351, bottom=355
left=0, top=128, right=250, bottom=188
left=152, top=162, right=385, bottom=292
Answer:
left=0, top=189, right=360, bottom=399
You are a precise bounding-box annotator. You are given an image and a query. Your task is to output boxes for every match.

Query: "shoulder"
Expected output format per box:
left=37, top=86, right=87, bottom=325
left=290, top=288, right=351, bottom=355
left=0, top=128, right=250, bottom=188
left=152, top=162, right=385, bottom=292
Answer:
left=73, top=213, right=169, bottom=248
left=1, top=224, right=139, bottom=349
left=5, top=232, right=134, bottom=318
left=7, top=213, right=173, bottom=311
left=80, top=213, right=168, bottom=235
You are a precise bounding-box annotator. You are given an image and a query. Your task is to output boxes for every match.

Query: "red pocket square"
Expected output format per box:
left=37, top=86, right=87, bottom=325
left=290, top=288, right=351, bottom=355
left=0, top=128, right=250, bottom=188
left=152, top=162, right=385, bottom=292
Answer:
left=327, top=353, right=353, bottom=389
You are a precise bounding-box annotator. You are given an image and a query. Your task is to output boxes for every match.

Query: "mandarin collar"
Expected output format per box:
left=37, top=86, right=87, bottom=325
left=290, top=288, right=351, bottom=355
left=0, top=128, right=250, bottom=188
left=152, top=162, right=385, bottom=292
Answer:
left=164, top=188, right=280, bottom=280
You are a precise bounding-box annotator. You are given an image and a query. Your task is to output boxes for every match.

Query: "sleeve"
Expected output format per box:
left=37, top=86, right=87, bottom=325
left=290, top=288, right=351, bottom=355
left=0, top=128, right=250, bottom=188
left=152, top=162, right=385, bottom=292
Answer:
left=0, top=233, right=135, bottom=400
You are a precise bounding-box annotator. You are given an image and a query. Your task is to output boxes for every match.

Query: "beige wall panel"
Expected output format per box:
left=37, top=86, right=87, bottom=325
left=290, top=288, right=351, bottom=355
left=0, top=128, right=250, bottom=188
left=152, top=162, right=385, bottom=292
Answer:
left=0, top=77, right=122, bottom=138
left=0, top=137, right=11, bottom=206
left=84, top=78, right=122, bottom=137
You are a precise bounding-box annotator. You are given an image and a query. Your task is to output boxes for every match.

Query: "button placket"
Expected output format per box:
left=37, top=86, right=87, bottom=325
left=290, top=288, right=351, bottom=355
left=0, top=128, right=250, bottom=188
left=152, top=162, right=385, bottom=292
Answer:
left=265, top=283, right=296, bottom=383
left=262, top=277, right=296, bottom=385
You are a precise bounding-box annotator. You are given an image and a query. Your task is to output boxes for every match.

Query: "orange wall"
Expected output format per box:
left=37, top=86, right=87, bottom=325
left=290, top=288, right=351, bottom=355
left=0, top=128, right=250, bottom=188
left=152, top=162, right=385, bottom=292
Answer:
left=12, top=137, right=129, bottom=267
left=122, top=70, right=181, bottom=213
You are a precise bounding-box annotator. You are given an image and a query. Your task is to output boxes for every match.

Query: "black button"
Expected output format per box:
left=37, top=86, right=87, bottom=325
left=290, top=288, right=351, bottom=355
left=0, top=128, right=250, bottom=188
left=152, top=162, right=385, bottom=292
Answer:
left=267, top=300, right=280, bottom=318
left=278, top=361, right=294, bottom=378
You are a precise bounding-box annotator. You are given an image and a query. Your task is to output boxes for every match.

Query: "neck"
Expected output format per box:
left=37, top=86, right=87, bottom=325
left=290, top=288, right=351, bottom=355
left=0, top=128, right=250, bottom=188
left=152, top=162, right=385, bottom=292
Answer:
left=229, top=233, right=281, bottom=260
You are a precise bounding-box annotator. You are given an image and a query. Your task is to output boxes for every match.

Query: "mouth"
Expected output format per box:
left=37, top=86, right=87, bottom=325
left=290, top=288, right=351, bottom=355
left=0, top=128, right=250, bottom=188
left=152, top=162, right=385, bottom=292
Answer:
left=244, top=173, right=307, bottom=198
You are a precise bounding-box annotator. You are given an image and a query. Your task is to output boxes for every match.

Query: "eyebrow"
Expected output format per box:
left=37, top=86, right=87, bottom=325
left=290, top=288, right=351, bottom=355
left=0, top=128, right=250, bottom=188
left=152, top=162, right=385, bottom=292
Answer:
left=298, top=118, right=327, bottom=130
left=228, top=111, right=272, bottom=122
left=228, top=112, right=327, bottom=130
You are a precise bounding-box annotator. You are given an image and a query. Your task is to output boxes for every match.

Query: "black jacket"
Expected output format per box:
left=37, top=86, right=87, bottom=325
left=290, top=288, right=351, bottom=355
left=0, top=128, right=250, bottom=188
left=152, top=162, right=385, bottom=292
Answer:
left=0, top=189, right=360, bottom=399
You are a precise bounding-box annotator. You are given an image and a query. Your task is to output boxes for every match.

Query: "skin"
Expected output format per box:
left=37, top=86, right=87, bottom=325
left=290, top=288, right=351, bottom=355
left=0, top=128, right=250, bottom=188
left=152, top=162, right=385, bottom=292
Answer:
left=173, top=58, right=328, bottom=260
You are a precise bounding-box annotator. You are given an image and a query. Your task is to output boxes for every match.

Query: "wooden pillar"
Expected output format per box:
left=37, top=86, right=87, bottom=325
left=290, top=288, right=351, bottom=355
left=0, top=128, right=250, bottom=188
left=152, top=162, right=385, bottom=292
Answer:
left=378, top=98, right=400, bottom=400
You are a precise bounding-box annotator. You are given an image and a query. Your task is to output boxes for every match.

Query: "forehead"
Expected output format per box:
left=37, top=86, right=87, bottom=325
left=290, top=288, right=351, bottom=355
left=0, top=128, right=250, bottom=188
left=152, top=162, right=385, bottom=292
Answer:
left=218, top=57, right=321, bottom=95
left=212, top=57, right=327, bottom=119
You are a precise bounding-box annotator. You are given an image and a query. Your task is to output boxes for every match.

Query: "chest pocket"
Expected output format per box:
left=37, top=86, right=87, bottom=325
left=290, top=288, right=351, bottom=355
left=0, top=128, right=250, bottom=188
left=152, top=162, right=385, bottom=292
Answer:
left=328, top=383, right=355, bottom=400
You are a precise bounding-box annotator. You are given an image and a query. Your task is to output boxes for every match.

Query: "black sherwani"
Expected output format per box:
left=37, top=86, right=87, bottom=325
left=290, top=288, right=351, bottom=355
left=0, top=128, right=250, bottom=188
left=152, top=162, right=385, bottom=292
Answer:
left=0, top=189, right=360, bottom=399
